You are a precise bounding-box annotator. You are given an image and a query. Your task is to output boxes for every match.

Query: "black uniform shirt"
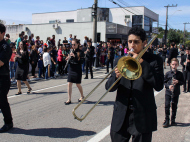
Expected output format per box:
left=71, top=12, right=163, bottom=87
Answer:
left=0, top=39, right=12, bottom=76
left=164, top=70, right=184, bottom=96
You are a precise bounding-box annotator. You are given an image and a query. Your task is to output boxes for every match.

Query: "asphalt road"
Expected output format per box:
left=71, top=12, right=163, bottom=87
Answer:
left=1, top=57, right=190, bottom=142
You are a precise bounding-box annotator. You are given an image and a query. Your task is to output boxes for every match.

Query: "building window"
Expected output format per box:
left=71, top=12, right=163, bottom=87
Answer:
left=132, top=15, right=143, bottom=28
left=125, top=15, right=130, bottom=18
left=144, top=16, right=152, bottom=34
left=66, top=19, right=74, bottom=23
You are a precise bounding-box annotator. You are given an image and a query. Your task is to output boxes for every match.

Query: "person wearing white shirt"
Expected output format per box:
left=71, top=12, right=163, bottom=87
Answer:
left=43, top=47, right=51, bottom=79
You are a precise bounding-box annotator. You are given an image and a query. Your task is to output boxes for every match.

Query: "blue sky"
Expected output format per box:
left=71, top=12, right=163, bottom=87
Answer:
left=1, top=0, right=190, bottom=31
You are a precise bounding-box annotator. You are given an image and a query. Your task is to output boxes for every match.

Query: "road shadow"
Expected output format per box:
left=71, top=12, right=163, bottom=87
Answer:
left=9, top=127, right=96, bottom=138
left=31, top=91, right=67, bottom=95
left=83, top=101, right=114, bottom=106
left=174, top=122, right=190, bottom=127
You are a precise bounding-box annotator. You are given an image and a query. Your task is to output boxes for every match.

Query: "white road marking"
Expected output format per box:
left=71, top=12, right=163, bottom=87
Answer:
left=8, top=74, right=107, bottom=99
left=87, top=90, right=163, bottom=142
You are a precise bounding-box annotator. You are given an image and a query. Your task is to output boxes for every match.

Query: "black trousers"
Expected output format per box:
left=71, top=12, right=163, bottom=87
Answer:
left=85, top=60, right=93, bottom=78
left=0, top=76, right=13, bottom=124
left=110, top=109, right=152, bottom=142
left=58, top=61, right=63, bottom=75
left=107, top=58, right=114, bottom=73
left=165, top=94, right=179, bottom=121
left=95, top=56, right=99, bottom=67
left=183, top=71, right=190, bottom=91
left=31, top=63, right=37, bottom=76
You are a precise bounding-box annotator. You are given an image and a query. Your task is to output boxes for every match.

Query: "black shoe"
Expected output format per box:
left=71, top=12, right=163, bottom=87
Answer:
left=164, top=67, right=166, bottom=69
left=163, top=119, right=169, bottom=128
left=78, top=97, right=84, bottom=102
left=105, top=72, right=108, bottom=74
left=27, top=88, right=32, bottom=94
left=84, top=77, right=88, bottom=79
left=0, top=123, right=13, bottom=133
left=64, top=101, right=71, bottom=105
left=171, top=120, right=177, bottom=126
left=16, top=92, right=22, bottom=95
left=183, top=90, right=187, bottom=93
left=91, top=77, right=93, bottom=79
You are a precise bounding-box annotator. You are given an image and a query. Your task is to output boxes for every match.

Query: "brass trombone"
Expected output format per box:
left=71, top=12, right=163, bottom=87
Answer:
left=72, top=34, right=158, bottom=121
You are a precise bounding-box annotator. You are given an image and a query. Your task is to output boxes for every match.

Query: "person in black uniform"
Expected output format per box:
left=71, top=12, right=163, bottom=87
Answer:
left=162, top=44, right=168, bottom=69
left=105, top=27, right=164, bottom=142
left=163, top=58, right=184, bottom=127
left=65, top=39, right=85, bottom=105
left=15, top=41, right=32, bottom=95
left=0, top=24, right=13, bottom=133
left=105, top=42, right=115, bottom=74
left=84, top=40, right=94, bottom=79
left=167, top=43, right=178, bottom=66
left=180, top=45, right=185, bottom=64
left=181, top=47, right=190, bottom=93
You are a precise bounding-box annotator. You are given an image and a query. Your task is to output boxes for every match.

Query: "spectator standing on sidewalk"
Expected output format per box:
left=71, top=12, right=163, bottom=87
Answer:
left=43, top=46, right=51, bottom=79
left=57, top=45, right=63, bottom=75
left=30, top=45, right=38, bottom=78
left=9, top=44, right=16, bottom=81
left=38, top=55, right=43, bottom=78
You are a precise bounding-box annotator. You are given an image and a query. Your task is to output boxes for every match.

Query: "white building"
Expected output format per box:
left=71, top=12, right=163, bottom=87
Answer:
left=6, top=6, right=159, bottom=44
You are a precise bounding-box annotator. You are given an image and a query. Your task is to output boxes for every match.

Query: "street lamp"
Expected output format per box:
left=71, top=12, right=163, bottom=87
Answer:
left=170, top=10, right=182, bottom=17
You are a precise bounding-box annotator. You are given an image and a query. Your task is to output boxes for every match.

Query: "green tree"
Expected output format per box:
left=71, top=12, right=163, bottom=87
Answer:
left=167, top=29, right=180, bottom=45
left=185, top=40, right=190, bottom=47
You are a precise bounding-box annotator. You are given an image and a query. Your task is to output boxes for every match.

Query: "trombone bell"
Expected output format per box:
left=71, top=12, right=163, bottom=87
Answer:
left=117, top=56, right=142, bottom=80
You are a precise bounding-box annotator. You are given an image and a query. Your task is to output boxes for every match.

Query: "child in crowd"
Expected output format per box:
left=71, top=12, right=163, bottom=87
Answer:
left=163, top=58, right=184, bottom=128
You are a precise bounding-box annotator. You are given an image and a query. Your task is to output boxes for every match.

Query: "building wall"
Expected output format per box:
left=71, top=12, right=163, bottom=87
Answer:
left=109, top=7, right=145, bottom=27
left=23, top=22, right=106, bottom=45
left=5, top=25, right=23, bottom=42
left=144, top=7, right=159, bottom=22
left=77, top=9, right=92, bottom=22
left=32, top=11, right=77, bottom=24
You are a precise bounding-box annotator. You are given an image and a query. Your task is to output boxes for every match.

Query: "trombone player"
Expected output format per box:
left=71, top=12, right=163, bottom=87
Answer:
left=105, top=27, right=164, bottom=142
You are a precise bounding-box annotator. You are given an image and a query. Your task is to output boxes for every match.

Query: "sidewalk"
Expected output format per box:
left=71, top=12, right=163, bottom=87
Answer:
left=153, top=91, right=190, bottom=142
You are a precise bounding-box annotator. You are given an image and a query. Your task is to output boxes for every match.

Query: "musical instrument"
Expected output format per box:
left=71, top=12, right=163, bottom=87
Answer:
left=184, top=55, right=189, bottom=71
left=171, top=69, right=176, bottom=103
left=72, top=34, right=158, bottom=122
left=84, top=46, right=90, bottom=58
left=64, top=49, right=73, bottom=71
left=107, top=48, right=110, bottom=60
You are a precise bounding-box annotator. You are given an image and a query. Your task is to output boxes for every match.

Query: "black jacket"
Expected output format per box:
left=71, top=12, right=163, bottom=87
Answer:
left=0, top=39, right=12, bottom=76
left=181, top=54, right=190, bottom=72
left=106, top=47, right=115, bottom=59
left=164, top=70, right=184, bottom=96
left=105, top=52, right=164, bottom=133
left=84, top=46, right=94, bottom=61
left=69, top=48, right=84, bottom=65
left=167, top=48, right=178, bottom=64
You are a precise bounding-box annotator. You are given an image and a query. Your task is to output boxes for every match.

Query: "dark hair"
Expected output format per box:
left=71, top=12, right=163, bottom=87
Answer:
left=128, top=27, right=146, bottom=42
left=6, top=34, right=9, bottom=37
left=19, top=33, right=22, bottom=37
left=0, top=24, right=6, bottom=33
left=44, top=46, right=48, bottom=52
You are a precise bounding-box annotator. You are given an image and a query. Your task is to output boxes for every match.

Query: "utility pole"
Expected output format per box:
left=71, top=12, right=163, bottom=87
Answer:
left=92, top=0, right=98, bottom=48
left=164, top=4, right=177, bottom=45
left=183, top=22, right=190, bottom=45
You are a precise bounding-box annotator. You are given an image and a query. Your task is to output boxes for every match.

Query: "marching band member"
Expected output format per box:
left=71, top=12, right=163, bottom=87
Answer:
left=181, top=47, right=190, bottom=93
left=163, top=58, right=184, bottom=128
left=105, top=27, right=164, bottom=142
left=84, top=40, right=94, bottom=79
left=105, top=42, right=114, bottom=74
left=65, top=39, right=85, bottom=105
